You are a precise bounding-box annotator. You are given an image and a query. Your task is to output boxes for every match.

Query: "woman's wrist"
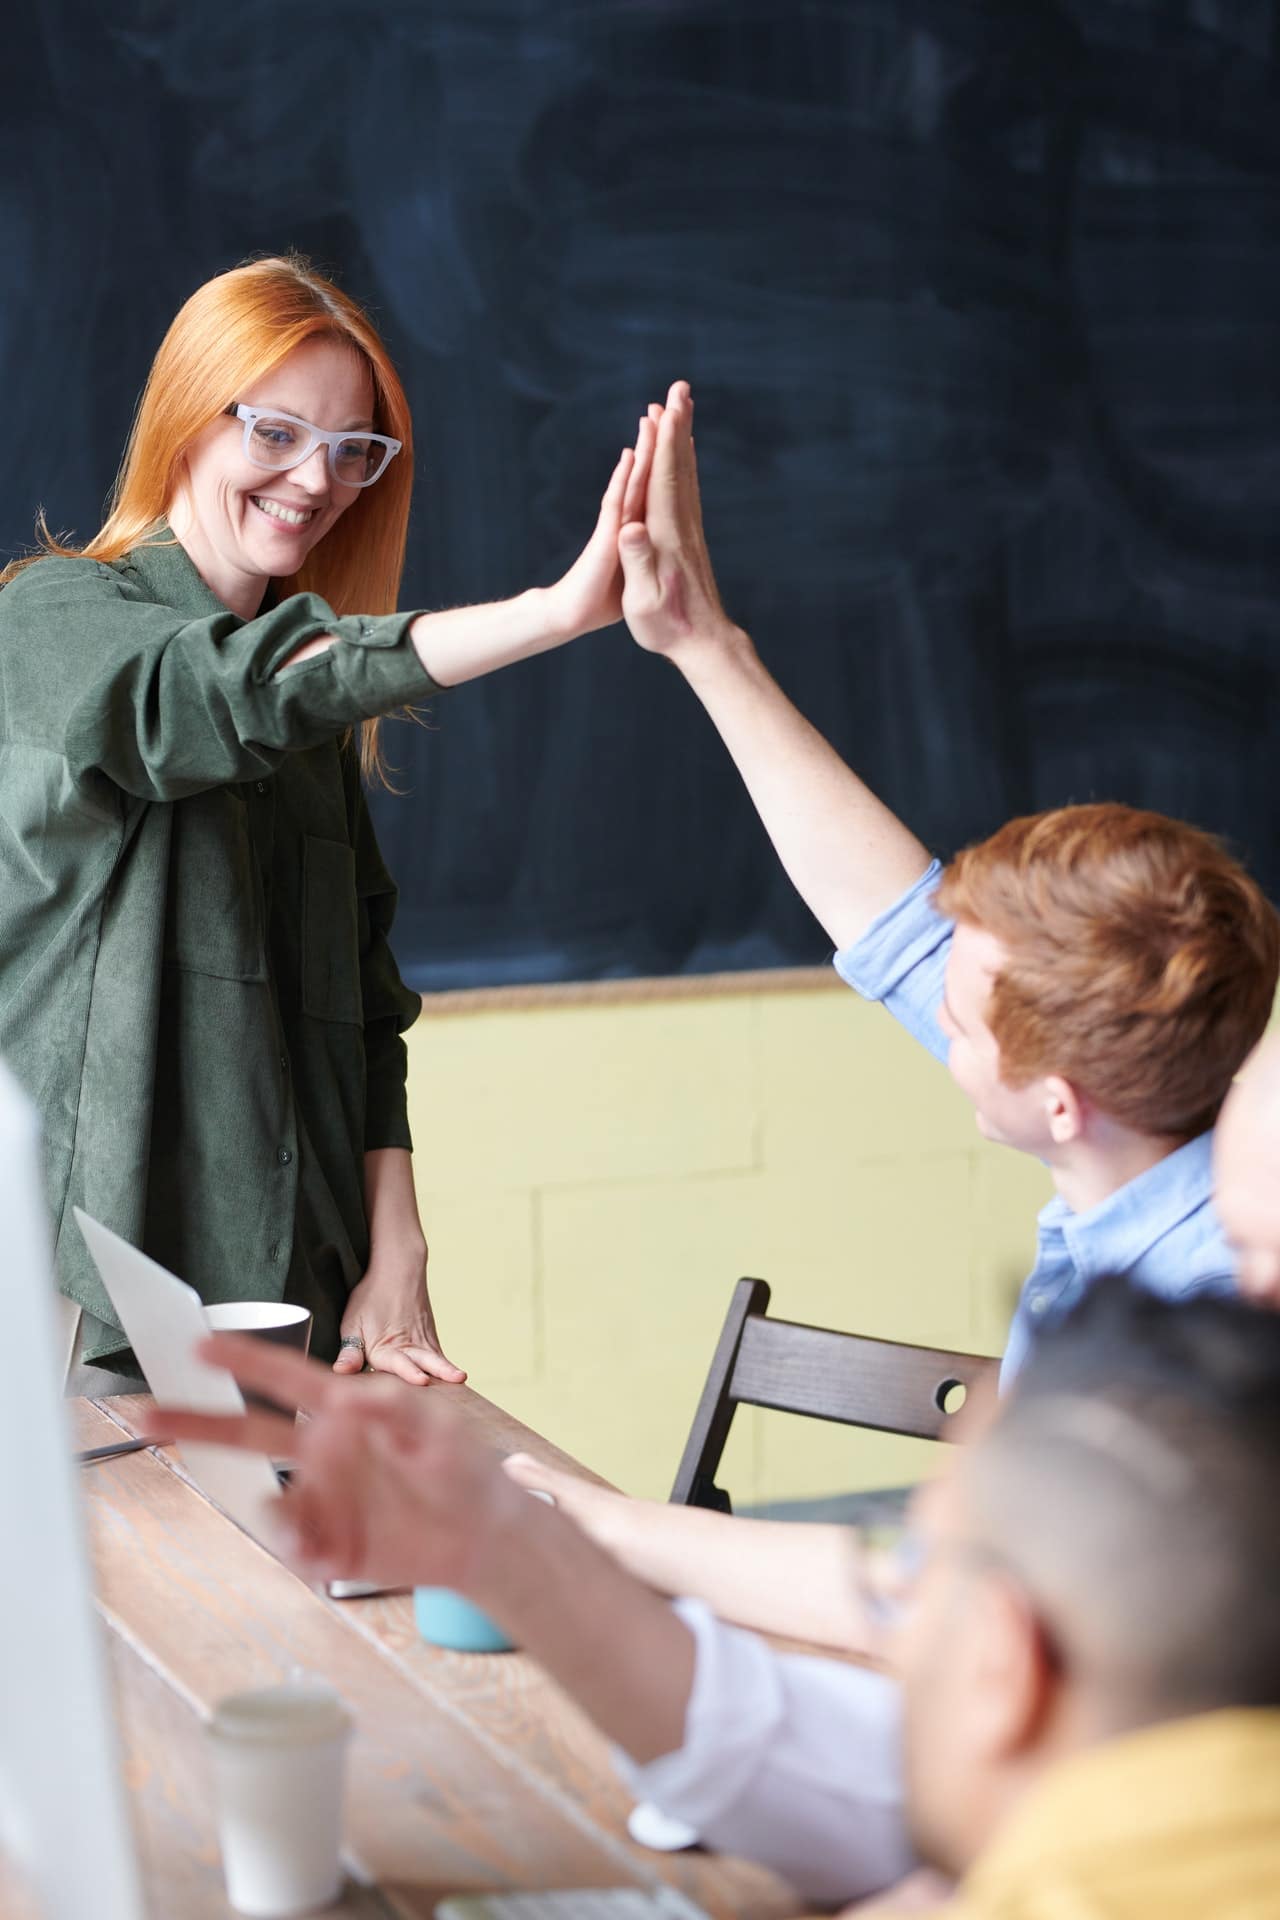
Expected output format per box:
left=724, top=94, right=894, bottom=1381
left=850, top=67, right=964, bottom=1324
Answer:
left=363, top=1235, right=428, bottom=1278
left=407, top=587, right=567, bottom=688
left=527, top=582, right=574, bottom=648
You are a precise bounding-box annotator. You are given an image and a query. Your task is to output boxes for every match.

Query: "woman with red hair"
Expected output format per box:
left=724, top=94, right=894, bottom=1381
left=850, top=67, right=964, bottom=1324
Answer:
left=0, top=254, right=650, bottom=1392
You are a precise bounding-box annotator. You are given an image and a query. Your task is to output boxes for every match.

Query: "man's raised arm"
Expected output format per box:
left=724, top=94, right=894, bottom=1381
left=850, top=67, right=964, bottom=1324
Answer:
left=617, top=385, right=931, bottom=953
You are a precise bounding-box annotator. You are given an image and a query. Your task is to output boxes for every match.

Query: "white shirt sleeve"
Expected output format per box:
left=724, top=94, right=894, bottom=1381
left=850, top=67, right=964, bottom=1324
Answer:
left=613, top=1599, right=915, bottom=1905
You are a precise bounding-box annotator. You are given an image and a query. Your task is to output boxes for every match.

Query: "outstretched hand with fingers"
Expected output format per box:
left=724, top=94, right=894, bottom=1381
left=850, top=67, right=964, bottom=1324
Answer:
left=618, top=381, right=736, bottom=661
left=541, top=413, right=661, bottom=641
left=140, top=1334, right=524, bottom=1591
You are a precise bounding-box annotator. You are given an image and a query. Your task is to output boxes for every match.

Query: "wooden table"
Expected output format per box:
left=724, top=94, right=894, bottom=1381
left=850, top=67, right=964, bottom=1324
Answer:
left=19, top=1390, right=801, bottom=1920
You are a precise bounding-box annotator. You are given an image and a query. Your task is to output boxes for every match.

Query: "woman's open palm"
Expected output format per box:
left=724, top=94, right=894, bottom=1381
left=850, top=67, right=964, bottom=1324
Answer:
left=543, top=415, right=658, bottom=639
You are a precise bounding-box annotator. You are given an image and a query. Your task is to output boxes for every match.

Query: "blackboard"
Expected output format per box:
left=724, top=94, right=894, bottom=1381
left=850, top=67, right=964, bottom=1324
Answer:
left=5, top=1, right=1278, bottom=989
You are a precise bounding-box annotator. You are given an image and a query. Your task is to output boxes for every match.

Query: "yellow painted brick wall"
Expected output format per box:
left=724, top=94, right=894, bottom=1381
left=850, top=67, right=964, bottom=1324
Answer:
left=407, top=978, right=1053, bottom=1504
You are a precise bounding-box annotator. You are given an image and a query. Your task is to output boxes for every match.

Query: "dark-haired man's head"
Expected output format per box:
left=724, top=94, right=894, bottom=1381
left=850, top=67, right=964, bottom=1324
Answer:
left=894, top=1280, right=1280, bottom=1878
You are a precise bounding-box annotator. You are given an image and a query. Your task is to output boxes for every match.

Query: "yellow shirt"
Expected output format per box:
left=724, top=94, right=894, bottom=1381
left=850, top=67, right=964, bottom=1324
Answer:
left=952, top=1709, right=1280, bottom=1919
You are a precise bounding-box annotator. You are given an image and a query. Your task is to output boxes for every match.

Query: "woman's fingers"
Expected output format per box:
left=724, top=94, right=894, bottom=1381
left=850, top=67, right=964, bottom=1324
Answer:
left=622, top=416, right=656, bottom=523
left=600, top=446, right=634, bottom=523
left=581, top=447, right=634, bottom=570
left=365, top=1340, right=466, bottom=1386
left=367, top=1346, right=435, bottom=1386
left=577, top=448, right=633, bottom=557
left=399, top=1343, right=467, bottom=1383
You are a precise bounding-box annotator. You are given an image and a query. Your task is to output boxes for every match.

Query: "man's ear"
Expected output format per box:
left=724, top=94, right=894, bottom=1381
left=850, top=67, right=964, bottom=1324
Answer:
left=1043, top=1075, right=1086, bottom=1147
left=964, top=1572, right=1059, bottom=1762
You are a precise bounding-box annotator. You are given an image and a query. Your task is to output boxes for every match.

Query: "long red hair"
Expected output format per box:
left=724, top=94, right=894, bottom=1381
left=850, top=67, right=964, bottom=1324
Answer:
left=3, top=254, right=414, bottom=781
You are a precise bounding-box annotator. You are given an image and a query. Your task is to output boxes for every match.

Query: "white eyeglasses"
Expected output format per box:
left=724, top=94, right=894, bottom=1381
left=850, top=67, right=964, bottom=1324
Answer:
left=225, top=404, right=402, bottom=488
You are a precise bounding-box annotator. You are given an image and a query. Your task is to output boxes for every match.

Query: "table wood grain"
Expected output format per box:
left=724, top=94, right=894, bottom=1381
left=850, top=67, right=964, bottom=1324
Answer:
left=4, top=1390, right=799, bottom=1920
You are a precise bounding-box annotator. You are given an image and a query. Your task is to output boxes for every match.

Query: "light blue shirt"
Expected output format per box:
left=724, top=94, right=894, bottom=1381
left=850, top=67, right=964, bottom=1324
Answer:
left=834, top=861, right=1237, bottom=1382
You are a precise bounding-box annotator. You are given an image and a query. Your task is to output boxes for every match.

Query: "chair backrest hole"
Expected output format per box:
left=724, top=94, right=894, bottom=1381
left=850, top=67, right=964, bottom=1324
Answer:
left=937, top=1378, right=968, bottom=1417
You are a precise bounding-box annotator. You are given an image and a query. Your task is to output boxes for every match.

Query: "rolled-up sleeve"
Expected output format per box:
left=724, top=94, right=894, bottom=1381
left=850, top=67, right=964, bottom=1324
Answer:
left=2, top=556, right=440, bottom=803
left=613, top=1600, right=914, bottom=1905
left=832, top=859, right=953, bottom=1065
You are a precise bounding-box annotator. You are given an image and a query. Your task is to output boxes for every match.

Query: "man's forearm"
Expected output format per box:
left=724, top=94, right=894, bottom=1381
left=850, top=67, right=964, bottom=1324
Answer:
left=586, top=1494, right=877, bottom=1653
left=468, top=1503, right=697, bottom=1763
left=672, top=628, right=931, bottom=952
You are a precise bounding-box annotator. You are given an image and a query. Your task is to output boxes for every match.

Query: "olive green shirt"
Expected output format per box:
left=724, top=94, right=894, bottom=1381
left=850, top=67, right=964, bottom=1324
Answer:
left=0, top=533, right=439, bottom=1367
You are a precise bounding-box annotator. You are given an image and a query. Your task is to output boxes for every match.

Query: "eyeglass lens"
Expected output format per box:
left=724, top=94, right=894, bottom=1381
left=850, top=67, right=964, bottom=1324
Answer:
left=246, top=415, right=389, bottom=485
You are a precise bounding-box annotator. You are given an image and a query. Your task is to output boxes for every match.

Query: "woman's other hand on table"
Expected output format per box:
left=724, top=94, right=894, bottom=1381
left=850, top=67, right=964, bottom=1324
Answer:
left=342, top=1147, right=464, bottom=1385
left=334, top=1254, right=465, bottom=1386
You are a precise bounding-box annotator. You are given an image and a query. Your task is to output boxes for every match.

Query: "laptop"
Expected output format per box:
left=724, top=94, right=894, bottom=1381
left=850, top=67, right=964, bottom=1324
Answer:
left=0, top=1061, right=146, bottom=1919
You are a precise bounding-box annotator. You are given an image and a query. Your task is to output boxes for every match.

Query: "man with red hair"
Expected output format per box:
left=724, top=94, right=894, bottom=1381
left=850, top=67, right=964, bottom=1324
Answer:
left=612, top=385, right=1278, bottom=1383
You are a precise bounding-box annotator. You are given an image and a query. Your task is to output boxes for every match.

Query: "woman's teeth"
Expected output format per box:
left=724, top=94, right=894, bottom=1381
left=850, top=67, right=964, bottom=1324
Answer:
left=252, top=497, right=314, bottom=527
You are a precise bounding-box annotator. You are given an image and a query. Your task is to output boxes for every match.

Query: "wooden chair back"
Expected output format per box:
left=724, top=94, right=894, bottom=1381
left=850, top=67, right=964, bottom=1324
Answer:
left=670, top=1277, right=999, bottom=1510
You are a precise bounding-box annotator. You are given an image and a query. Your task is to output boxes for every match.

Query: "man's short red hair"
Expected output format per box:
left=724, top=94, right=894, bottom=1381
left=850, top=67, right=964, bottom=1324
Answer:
left=935, top=804, right=1280, bottom=1139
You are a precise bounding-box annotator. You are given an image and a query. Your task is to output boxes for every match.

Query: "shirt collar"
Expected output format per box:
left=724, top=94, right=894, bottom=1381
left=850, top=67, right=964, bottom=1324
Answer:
left=1037, top=1131, right=1217, bottom=1283
left=961, top=1709, right=1280, bottom=1906
left=121, top=525, right=242, bottom=621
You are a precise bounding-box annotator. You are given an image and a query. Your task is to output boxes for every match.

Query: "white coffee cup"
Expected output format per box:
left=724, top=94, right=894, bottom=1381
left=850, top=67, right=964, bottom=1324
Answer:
left=205, top=1679, right=352, bottom=1917
left=201, top=1303, right=313, bottom=1417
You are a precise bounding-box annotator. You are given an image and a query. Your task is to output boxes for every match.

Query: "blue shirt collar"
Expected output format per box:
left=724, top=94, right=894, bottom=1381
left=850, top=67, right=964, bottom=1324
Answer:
left=1037, top=1132, right=1217, bottom=1284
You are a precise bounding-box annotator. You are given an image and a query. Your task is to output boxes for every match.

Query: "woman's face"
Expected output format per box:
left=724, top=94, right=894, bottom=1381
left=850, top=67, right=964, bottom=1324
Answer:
left=169, top=335, right=375, bottom=616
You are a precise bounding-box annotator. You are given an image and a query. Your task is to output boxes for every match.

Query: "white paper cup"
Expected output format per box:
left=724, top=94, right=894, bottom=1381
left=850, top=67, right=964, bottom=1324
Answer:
left=205, top=1680, right=352, bottom=1917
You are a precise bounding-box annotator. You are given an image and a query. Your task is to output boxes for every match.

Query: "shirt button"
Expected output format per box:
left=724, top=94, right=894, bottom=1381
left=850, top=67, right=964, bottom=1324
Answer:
left=279, top=1054, right=288, bottom=1074
left=1030, top=1294, right=1051, bottom=1316
left=255, top=781, right=268, bottom=795
left=268, top=1241, right=281, bottom=1263
left=277, top=1147, right=293, bottom=1166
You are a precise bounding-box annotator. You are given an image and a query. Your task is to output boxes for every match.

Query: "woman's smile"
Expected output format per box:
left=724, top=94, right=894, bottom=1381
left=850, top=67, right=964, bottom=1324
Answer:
left=249, top=495, right=317, bottom=529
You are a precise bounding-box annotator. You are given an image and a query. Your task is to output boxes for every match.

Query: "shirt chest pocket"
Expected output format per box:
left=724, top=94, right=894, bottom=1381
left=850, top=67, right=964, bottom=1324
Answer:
left=302, top=834, right=363, bottom=1026
left=165, top=789, right=268, bottom=982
